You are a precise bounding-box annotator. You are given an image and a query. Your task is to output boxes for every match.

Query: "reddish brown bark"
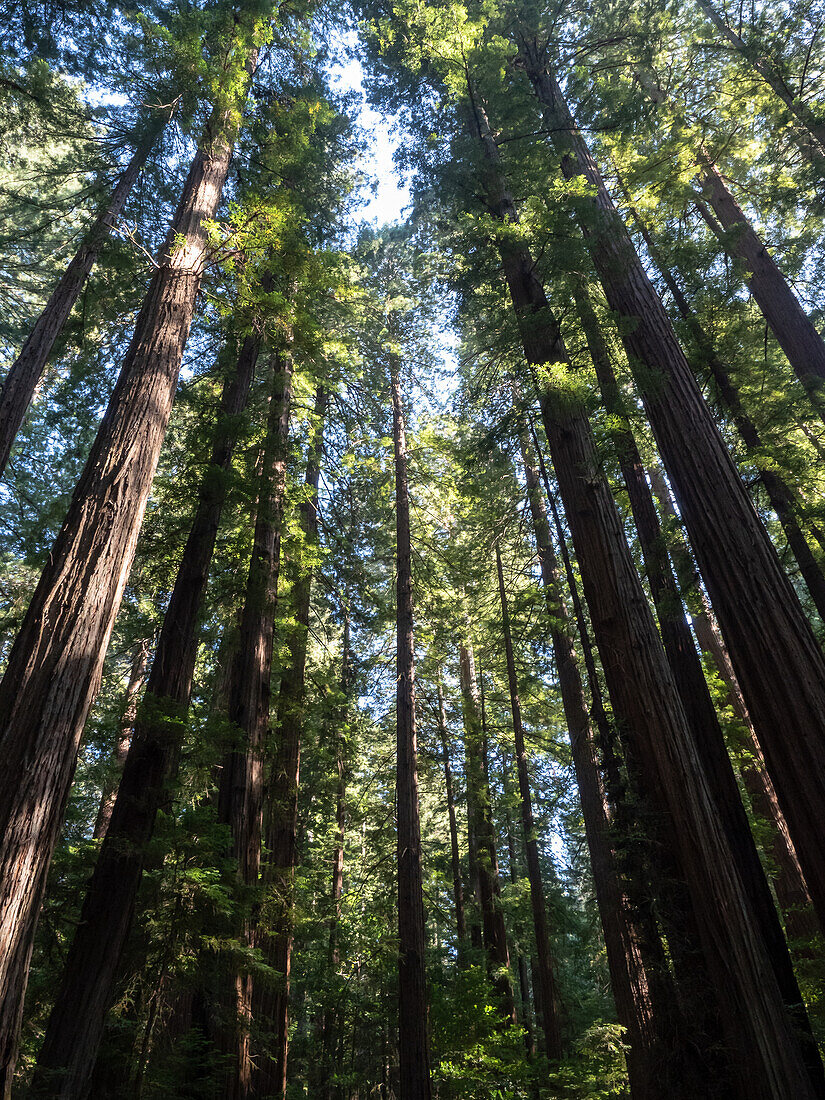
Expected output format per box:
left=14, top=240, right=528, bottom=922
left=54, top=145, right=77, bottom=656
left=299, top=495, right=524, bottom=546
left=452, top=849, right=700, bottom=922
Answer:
left=495, top=546, right=563, bottom=1059
left=30, top=329, right=260, bottom=1100
left=0, top=60, right=257, bottom=1094
left=516, top=43, right=825, bottom=942
left=390, top=353, right=432, bottom=1100
left=0, top=112, right=169, bottom=478
left=467, top=87, right=815, bottom=1098
left=217, top=351, right=293, bottom=1099
left=92, top=638, right=151, bottom=840
left=256, top=383, right=327, bottom=1099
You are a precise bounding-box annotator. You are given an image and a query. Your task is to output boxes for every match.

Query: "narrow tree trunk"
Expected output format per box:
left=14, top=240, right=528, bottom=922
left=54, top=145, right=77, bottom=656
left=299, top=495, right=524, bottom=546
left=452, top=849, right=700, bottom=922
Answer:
left=515, top=42, right=825, bottom=940
left=620, top=192, right=825, bottom=621
left=256, top=384, right=327, bottom=1099
left=216, top=351, right=293, bottom=1099
left=694, top=0, right=825, bottom=164
left=321, top=605, right=350, bottom=1100
left=694, top=151, right=825, bottom=421
left=30, top=329, right=260, bottom=1099
left=436, top=679, right=467, bottom=947
left=466, top=89, right=815, bottom=1099
left=575, top=285, right=824, bottom=1091
left=495, top=546, right=563, bottom=1059
left=0, top=111, right=169, bottom=478
left=501, top=782, right=535, bottom=1059
left=0, top=50, right=260, bottom=1091
left=458, top=640, right=517, bottom=1025
left=390, top=352, right=432, bottom=1100
left=92, top=638, right=151, bottom=839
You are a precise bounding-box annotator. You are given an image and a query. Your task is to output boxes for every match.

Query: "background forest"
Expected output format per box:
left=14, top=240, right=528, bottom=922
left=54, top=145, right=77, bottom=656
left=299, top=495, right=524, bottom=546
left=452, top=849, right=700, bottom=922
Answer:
left=1, top=0, right=825, bottom=1097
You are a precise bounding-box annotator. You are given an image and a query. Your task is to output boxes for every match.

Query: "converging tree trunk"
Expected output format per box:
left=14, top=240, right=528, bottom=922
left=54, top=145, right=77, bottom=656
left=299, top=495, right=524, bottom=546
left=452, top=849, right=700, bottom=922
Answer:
left=216, top=350, right=293, bottom=1100
left=495, top=545, right=563, bottom=1059
left=436, top=678, right=467, bottom=947
left=0, top=108, right=170, bottom=478
left=513, top=36, right=825, bottom=940
left=0, top=38, right=262, bottom=1091
left=30, top=329, right=261, bottom=1100
left=257, top=382, right=327, bottom=1100
left=390, top=351, right=432, bottom=1100
left=467, top=84, right=816, bottom=1098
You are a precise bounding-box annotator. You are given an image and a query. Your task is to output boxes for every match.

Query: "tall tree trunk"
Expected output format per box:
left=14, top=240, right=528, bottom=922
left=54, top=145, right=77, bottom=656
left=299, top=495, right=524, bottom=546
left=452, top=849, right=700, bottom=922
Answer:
left=256, top=384, right=327, bottom=1099
left=500, top=777, right=535, bottom=1059
left=694, top=0, right=825, bottom=165
left=0, top=46, right=260, bottom=1091
left=436, top=679, right=467, bottom=948
left=514, top=41, right=825, bottom=939
left=458, top=640, right=517, bottom=1025
left=466, top=87, right=815, bottom=1099
left=321, top=604, right=350, bottom=1100
left=92, top=638, right=152, bottom=840
left=30, top=330, right=260, bottom=1100
left=495, top=546, right=563, bottom=1059
left=620, top=190, right=825, bottom=621
left=390, top=352, right=432, bottom=1100
left=694, top=151, right=825, bottom=421
left=216, top=351, right=293, bottom=1100
left=649, top=465, right=820, bottom=945
left=575, top=285, right=824, bottom=1091
left=525, top=428, right=688, bottom=1099
left=0, top=110, right=170, bottom=478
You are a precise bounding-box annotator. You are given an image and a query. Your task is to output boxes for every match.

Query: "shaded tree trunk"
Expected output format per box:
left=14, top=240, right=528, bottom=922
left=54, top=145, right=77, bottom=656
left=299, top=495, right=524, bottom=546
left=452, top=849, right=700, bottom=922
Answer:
left=501, top=779, right=535, bottom=1059
left=216, top=351, right=293, bottom=1100
left=436, top=679, right=467, bottom=948
left=466, top=86, right=815, bottom=1099
left=519, top=421, right=692, bottom=1099
left=390, top=352, right=432, bottom=1100
left=30, top=329, right=260, bottom=1100
left=0, top=110, right=169, bottom=478
left=0, top=53, right=260, bottom=1094
left=575, top=285, right=824, bottom=1092
left=495, top=546, right=562, bottom=1059
left=256, top=383, right=327, bottom=1099
left=515, top=41, right=825, bottom=942
left=620, top=192, right=825, bottom=622
left=458, top=640, right=517, bottom=1025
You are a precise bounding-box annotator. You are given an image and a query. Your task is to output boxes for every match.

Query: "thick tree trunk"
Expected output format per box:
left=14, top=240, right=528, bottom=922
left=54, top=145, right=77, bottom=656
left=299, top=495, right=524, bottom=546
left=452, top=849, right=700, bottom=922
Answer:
left=516, top=44, right=825, bottom=940
left=436, top=680, right=467, bottom=948
left=0, top=113, right=169, bottom=478
left=30, top=329, right=260, bottom=1100
left=694, top=152, right=825, bottom=421
left=622, top=195, right=825, bottom=621
left=649, top=465, right=820, bottom=945
left=0, top=59, right=258, bottom=1094
left=467, top=90, right=815, bottom=1099
left=694, top=0, right=825, bottom=165
left=495, top=546, right=563, bottom=1058
left=216, top=351, right=293, bottom=1100
left=390, top=353, right=432, bottom=1100
left=521, top=422, right=692, bottom=1099
left=458, top=640, right=517, bottom=1025
left=256, top=384, right=327, bottom=1099
left=576, top=286, right=824, bottom=1091
left=92, top=638, right=151, bottom=840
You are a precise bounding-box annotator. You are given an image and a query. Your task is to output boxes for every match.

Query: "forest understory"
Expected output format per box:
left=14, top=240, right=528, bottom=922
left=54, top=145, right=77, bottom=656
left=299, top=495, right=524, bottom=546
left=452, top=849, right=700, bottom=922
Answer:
left=1, top=0, right=825, bottom=1097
